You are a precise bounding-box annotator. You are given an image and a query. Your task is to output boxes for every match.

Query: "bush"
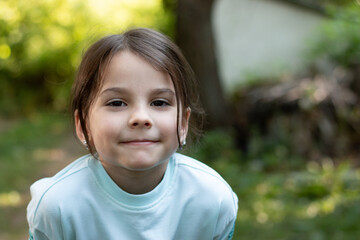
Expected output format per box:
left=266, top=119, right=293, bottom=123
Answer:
left=309, top=3, right=360, bottom=67
left=188, top=129, right=360, bottom=239
left=0, top=0, right=174, bottom=116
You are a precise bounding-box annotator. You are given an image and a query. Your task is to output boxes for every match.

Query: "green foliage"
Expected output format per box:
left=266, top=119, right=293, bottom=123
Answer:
left=0, top=113, right=68, bottom=192
left=0, top=112, right=70, bottom=235
left=0, top=0, right=174, bottom=116
left=319, top=0, right=357, bottom=6
left=246, top=126, right=303, bottom=172
left=309, top=2, right=360, bottom=67
left=187, top=129, right=242, bottom=164
left=187, top=129, right=360, bottom=239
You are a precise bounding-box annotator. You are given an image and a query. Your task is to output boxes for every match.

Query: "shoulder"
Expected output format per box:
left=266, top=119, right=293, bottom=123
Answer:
left=27, top=155, right=94, bottom=227
left=174, top=153, right=234, bottom=192
left=173, top=153, right=238, bottom=210
left=173, top=153, right=238, bottom=237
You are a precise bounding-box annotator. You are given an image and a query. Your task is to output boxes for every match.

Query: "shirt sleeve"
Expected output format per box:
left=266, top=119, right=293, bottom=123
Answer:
left=218, top=219, right=236, bottom=240
left=27, top=190, right=66, bottom=239
left=29, top=229, right=50, bottom=240
left=214, top=191, right=238, bottom=240
left=27, top=177, right=68, bottom=240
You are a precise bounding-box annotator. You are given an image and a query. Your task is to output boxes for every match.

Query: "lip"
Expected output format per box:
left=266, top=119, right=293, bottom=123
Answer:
left=121, top=140, right=158, bottom=146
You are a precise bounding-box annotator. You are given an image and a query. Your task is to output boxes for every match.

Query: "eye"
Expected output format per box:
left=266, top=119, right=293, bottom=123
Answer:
left=151, top=100, right=170, bottom=107
left=107, top=100, right=127, bottom=107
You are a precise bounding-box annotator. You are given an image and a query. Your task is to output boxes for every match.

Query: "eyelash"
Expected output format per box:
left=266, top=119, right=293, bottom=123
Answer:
left=107, top=100, right=126, bottom=107
left=106, top=99, right=171, bottom=107
left=151, top=100, right=170, bottom=107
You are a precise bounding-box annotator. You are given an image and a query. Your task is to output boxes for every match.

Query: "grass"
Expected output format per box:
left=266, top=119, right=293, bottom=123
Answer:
left=0, top=112, right=73, bottom=239
left=0, top=113, right=359, bottom=239
left=186, top=130, right=360, bottom=240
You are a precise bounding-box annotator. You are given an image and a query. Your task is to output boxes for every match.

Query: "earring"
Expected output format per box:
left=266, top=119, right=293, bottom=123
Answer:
left=179, top=139, right=186, bottom=150
left=83, top=140, right=89, bottom=150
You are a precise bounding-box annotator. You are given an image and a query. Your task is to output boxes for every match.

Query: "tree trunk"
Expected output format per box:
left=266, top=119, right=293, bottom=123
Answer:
left=175, top=0, right=229, bottom=128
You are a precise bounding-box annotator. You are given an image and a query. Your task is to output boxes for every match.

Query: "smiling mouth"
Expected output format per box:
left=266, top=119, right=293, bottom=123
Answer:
left=121, top=140, right=158, bottom=146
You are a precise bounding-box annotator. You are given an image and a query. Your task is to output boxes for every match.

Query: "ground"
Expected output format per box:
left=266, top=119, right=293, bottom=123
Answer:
left=0, top=117, right=86, bottom=240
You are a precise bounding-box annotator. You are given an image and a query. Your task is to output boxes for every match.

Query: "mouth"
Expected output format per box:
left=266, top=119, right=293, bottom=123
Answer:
left=121, top=139, right=159, bottom=146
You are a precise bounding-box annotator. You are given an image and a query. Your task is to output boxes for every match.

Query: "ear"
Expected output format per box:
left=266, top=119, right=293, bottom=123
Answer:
left=74, top=109, right=86, bottom=144
left=180, top=107, right=191, bottom=143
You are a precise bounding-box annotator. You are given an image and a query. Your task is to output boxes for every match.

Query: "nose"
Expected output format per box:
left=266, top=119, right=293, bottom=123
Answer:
left=128, top=106, right=153, bottom=129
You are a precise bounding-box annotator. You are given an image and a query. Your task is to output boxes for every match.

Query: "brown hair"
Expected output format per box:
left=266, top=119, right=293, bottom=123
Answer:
left=71, top=28, right=204, bottom=155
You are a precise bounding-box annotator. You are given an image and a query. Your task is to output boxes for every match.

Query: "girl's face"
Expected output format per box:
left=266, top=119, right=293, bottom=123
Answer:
left=76, top=50, right=190, bottom=171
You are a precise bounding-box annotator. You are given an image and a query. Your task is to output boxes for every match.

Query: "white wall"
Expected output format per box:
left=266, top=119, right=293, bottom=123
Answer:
left=212, top=0, right=326, bottom=91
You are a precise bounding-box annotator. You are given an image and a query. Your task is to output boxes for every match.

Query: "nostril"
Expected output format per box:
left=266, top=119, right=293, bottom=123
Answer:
left=131, top=122, right=151, bottom=128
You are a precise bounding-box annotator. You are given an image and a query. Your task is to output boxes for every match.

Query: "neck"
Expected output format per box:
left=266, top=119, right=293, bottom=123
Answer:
left=100, top=160, right=169, bottom=194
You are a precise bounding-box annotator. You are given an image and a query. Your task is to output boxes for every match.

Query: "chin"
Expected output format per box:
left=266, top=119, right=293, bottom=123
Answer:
left=125, top=157, right=168, bottom=171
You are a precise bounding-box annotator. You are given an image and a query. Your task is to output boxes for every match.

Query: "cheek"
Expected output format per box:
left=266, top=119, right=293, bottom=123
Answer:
left=89, top=114, right=120, bottom=141
left=156, top=114, right=178, bottom=137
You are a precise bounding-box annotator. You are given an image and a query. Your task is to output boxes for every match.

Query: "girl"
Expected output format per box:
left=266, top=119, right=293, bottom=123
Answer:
left=27, top=28, right=238, bottom=240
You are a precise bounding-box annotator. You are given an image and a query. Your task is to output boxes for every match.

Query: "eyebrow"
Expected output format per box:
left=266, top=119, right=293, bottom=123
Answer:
left=150, top=88, right=176, bottom=97
left=100, top=87, right=127, bottom=96
left=100, top=87, right=176, bottom=97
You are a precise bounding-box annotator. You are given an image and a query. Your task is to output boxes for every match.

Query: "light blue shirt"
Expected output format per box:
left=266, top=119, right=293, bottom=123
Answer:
left=27, top=153, right=238, bottom=240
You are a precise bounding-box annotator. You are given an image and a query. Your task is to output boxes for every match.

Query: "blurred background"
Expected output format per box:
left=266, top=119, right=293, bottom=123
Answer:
left=1, top=0, right=360, bottom=239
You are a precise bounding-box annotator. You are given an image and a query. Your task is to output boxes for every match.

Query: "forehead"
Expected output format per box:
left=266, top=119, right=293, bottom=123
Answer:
left=99, top=50, right=174, bottom=91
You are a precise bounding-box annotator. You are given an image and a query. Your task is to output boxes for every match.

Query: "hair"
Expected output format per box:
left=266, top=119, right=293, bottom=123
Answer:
left=71, top=27, right=204, bottom=155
